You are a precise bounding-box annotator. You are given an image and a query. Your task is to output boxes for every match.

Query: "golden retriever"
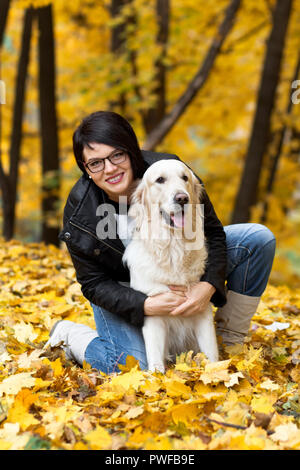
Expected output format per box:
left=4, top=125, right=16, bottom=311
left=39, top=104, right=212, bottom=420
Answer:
left=122, top=159, right=219, bottom=372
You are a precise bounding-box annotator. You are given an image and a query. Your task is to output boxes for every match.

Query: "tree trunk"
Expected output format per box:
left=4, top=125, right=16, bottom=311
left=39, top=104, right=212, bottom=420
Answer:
left=1, top=7, right=33, bottom=240
left=109, top=0, right=133, bottom=113
left=231, top=0, right=293, bottom=224
left=37, top=4, right=60, bottom=245
left=142, top=0, right=241, bottom=150
left=261, top=51, right=300, bottom=223
left=142, top=0, right=169, bottom=134
left=0, top=0, right=10, bottom=45
left=0, top=0, right=10, bottom=238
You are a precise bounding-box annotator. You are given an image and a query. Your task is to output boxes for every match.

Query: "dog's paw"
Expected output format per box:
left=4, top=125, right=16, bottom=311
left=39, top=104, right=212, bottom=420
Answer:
left=207, top=352, right=219, bottom=363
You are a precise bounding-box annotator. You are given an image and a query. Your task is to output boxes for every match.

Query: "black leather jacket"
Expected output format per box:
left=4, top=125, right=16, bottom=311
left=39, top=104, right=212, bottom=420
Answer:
left=59, top=150, right=227, bottom=327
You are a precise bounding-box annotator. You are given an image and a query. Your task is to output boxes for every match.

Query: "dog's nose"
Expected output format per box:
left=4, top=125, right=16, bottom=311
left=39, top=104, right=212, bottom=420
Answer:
left=174, top=192, right=189, bottom=206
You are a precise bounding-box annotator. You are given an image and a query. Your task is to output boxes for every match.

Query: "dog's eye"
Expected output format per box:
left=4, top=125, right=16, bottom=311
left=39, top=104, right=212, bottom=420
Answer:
left=156, top=176, right=165, bottom=184
left=182, top=175, right=188, bottom=182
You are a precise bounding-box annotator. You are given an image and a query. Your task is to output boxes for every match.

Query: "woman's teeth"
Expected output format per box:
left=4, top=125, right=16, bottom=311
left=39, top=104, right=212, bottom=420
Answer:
left=107, top=174, right=123, bottom=184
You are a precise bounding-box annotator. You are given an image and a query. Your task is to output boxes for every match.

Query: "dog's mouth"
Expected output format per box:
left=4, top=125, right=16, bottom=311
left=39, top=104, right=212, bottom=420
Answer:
left=160, top=208, right=185, bottom=228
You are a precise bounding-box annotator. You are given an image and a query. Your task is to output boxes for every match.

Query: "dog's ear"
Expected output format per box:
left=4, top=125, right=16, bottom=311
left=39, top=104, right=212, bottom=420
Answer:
left=128, top=179, right=147, bottom=232
left=191, top=172, right=204, bottom=203
left=129, top=179, right=144, bottom=205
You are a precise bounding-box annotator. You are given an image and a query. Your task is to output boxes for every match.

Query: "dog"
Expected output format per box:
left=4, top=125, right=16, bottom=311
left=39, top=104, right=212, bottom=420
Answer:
left=122, top=159, right=219, bottom=372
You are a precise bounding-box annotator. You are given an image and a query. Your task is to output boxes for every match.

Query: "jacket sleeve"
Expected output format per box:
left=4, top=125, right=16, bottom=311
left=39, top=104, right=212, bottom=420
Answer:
left=66, top=244, right=147, bottom=327
left=200, top=187, right=227, bottom=307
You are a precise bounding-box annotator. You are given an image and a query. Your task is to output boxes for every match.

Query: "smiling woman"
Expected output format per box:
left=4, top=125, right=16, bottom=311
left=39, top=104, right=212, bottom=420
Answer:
left=46, top=110, right=276, bottom=374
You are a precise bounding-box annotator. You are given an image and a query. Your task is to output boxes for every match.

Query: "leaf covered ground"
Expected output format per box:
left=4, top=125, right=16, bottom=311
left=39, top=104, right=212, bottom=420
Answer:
left=0, top=240, right=300, bottom=450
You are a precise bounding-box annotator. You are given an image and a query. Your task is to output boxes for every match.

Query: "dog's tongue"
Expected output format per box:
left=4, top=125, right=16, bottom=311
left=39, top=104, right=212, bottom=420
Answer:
left=171, top=211, right=185, bottom=227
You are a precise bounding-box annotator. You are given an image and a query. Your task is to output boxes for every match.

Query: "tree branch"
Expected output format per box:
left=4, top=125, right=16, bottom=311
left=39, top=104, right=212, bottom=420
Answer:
left=142, top=0, right=241, bottom=150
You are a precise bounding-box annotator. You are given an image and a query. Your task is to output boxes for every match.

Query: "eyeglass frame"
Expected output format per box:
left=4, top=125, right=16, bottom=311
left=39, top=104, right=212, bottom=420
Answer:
left=82, top=148, right=129, bottom=173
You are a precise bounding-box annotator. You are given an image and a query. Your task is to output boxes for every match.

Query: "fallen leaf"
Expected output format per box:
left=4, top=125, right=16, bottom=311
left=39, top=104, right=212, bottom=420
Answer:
left=200, top=359, right=231, bottom=385
left=124, top=405, right=144, bottom=420
left=0, top=373, right=36, bottom=397
left=84, top=426, right=112, bottom=450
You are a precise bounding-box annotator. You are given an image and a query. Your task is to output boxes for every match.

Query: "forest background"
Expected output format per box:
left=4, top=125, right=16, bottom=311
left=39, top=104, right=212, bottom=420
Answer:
left=1, top=0, right=300, bottom=287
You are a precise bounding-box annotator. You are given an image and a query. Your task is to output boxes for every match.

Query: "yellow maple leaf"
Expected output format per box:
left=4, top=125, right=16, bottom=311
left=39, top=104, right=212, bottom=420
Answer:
left=5, top=336, right=29, bottom=355
left=0, top=373, right=36, bottom=397
left=270, top=423, right=300, bottom=448
left=145, top=436, right=173, bottom=450
left=17, top=349, right=43, bottom=369
left=200, top=359, right=231, bottom=385
left=52, top=358, right=64, bottom=378
left=109, top=366, right=145, bottom=392
left=33, top=377, right=53, bottom=392
left=6, top=389, right=39, bottom=430
left=127, top=425, right=154, bottom=448
left=224, top=371, right=244, bottom=387
left=51, top=303, right=74, bottom=317
left=73, top=442, right=89, bottom=450
left=140, top=378, right=161, bottom=397
left=94, top=390, right=125, bottom=405
left=13, top=321, right=38, bottom=344
left=174, top=362, right=194, bottom=372
left=251, top=394, right=276, bottom=414
left=11, top=388, right=36, bottom=409
left=85, top=426, right=112, bottom=450
left=244, top=424, right=274, bottom=450
left=7, top=403, right=39, bottom=431
left=165, top=380, right=192, bottom=399
left=226, top=403, right=249, bottom=427
left=118, top=355, right=140, bottom=372
left=229, top=433, right=250, bottom=450
left=42, top=357, right=64, bottom=377
left=170, top=403, right=199, bottom=426
left=0, top=440, right=12, bottom=450
left=259, top=378, right=280, bottom=391
left=123, top=406, right=144, bottom=420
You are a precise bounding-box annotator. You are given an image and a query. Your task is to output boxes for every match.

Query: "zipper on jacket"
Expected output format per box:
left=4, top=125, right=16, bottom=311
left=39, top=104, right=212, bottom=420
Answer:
left=69, top=220, right=124, bottom=255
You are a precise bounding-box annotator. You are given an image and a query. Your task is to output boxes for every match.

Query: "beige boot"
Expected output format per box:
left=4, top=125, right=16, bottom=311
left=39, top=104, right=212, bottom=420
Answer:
left=215, top=290, right=261, bottom=345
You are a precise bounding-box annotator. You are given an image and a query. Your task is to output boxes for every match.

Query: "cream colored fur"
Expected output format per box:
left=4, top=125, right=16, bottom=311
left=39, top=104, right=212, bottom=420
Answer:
left=123, top=160, right=219, bottom=372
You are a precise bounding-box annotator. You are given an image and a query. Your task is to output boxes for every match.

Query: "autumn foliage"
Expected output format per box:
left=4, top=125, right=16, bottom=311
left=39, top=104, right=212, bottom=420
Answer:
left=1, top=240, right=300, bottom=450
left=1, top=0, right=300, bottom=286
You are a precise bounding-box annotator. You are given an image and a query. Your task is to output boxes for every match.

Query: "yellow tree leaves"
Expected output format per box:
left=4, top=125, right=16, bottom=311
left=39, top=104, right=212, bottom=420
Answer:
left=0, top=373, right=36, bottom=397
left=84, top=426, right=112, bottom=450
left=2, top=0, right=300, bottom=291
left=1, top=240, right=300, bottom=450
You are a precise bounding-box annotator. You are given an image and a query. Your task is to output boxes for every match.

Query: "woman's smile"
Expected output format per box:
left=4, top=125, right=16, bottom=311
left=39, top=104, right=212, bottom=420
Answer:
left=105, top=172, right=125, bottom=184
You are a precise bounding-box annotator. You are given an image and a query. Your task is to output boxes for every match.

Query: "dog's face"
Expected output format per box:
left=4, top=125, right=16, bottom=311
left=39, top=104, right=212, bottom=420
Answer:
left=130, top=160, right=203, bottom=230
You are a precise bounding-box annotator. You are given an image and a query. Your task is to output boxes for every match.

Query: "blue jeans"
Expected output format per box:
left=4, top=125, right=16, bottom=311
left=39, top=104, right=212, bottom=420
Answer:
left=85, top=223, right=276, bottom=373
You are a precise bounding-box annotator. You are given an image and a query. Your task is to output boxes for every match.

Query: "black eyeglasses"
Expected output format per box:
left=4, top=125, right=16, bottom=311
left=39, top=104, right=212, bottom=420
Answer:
left=84, top=150, right=128, bottom=173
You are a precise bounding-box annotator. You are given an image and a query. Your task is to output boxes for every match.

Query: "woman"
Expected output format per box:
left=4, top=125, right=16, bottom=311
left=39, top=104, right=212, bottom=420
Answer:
left=47, top=110, right=276, bottom=373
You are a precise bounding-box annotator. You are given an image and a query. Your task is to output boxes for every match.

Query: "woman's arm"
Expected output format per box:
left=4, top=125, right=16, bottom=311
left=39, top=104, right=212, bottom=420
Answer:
left=200, top=187, right=227, bottom=307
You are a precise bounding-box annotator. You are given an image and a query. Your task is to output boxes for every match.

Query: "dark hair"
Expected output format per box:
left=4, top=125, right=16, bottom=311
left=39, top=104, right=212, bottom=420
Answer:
left=72, top=111, right=146, bottom=179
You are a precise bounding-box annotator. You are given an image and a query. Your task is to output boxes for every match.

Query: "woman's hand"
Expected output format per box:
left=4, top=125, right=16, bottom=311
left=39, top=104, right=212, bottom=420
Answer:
left=144, top=290, right=187, bottom=317
left=169, top=282, right=216, bottom=317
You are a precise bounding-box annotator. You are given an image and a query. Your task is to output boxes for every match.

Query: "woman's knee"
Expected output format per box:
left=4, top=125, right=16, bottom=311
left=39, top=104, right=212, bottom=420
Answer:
left=249, top=223, right=276, bottom=256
